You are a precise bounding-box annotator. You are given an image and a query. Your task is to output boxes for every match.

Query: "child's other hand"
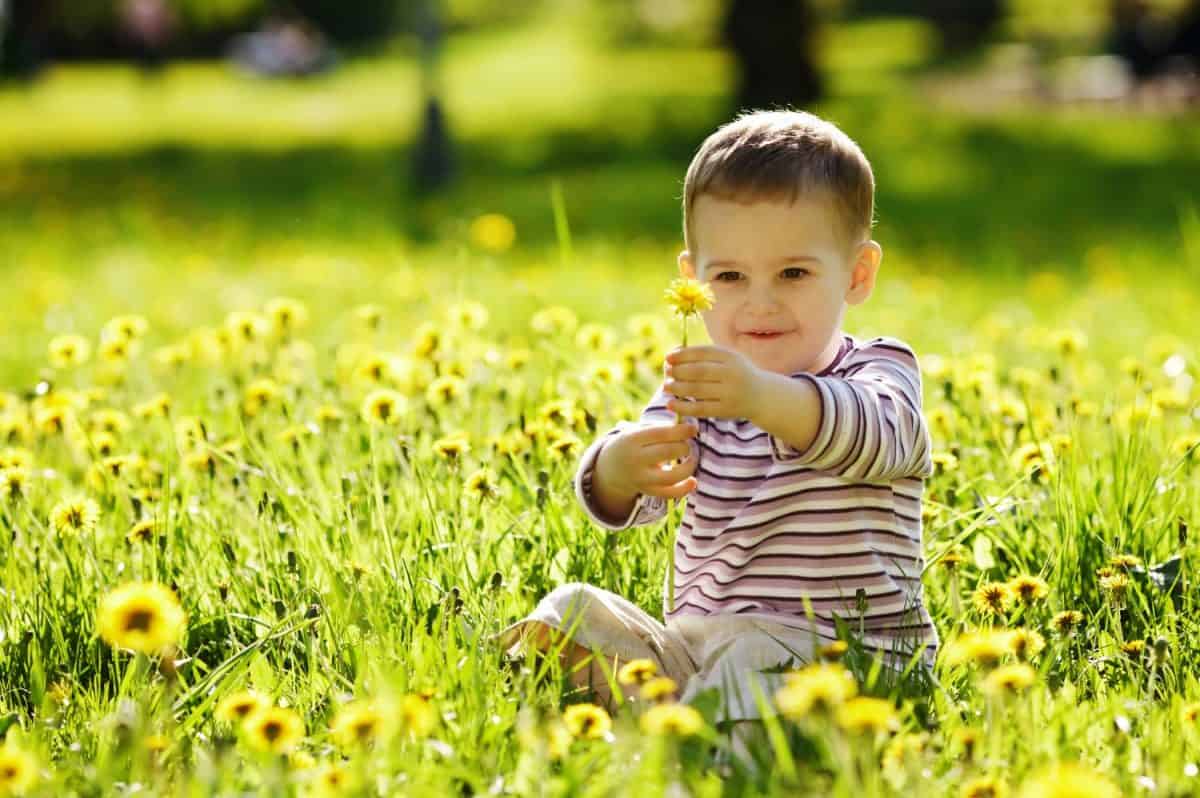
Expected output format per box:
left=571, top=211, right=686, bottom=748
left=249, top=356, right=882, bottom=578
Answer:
left=599, top=422, right=699, bottom=500
left=663, top=345, right=764, bottom=421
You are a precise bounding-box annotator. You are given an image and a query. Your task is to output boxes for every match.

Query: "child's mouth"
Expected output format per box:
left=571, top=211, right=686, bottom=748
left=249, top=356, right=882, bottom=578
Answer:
left=746, top=331, right=785, bottom=340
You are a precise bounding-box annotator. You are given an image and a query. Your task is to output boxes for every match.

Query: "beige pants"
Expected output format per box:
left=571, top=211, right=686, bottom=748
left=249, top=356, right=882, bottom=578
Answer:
left=498, top=582, right=821, bottom=723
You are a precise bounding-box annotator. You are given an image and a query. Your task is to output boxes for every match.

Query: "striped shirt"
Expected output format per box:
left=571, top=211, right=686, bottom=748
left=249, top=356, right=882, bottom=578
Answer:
left=575, top=333, right=939, bottom=669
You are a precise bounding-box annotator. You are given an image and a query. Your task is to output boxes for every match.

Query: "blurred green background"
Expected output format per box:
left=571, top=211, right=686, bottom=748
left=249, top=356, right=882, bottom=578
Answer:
left=1, top=0, right=1198, bottom=381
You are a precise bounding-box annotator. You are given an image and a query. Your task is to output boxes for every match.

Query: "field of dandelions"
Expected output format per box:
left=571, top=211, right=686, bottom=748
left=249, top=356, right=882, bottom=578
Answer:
left=2, top=12, right=1200, bottom=798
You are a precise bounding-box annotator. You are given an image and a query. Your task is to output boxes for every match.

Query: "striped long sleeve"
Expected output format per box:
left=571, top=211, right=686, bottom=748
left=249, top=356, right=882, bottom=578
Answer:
left=574, top=384, right=701, bottom=531
left=768, top=337, right=933, bottom=483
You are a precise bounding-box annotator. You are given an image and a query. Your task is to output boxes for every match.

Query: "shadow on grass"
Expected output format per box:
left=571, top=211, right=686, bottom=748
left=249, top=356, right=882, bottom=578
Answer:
left=2, top=104, right=1198, bottom=273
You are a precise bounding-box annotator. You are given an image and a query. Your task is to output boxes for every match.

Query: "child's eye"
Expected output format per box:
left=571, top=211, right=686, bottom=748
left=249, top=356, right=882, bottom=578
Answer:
left=714, top=271, right=742, bottom=282
left=781, top=267, right=809, bottom=279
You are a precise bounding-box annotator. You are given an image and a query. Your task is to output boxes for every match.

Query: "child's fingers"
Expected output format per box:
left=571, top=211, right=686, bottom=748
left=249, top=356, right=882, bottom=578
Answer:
left=643, top=453, right=697, bottom=487
left=644, top=477, right=697, bottom=500
left=634, top=422, right=697, bottom=445
left=638, top=441, right=691, bottom=464
left=667, top=397, right=722, bottom=417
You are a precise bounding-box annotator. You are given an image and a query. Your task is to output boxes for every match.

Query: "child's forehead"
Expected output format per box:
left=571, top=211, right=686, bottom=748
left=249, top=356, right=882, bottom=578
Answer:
left=691, top=192, right=847, bottom=255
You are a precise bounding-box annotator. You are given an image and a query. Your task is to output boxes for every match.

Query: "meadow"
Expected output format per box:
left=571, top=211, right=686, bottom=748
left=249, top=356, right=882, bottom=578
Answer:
left=0, top=10, right=1199, bottom=796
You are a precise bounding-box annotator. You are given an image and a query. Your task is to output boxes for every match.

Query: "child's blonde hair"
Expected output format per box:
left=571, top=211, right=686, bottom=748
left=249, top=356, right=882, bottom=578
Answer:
left=681, top=109, right=875, bottom=257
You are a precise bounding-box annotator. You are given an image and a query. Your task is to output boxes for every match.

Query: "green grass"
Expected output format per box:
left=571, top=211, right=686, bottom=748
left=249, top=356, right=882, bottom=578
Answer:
left=0, top=12, right=1198, bottom=796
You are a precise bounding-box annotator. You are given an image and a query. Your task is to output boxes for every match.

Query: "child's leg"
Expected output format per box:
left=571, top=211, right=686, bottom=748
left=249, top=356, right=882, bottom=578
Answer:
left=498, top=582, right=696, bottom=710
left=519, top=619, right=623, bottom=711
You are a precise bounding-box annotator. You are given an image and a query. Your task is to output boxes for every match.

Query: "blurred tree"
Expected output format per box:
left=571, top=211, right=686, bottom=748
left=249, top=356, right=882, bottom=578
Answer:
left=0, top=0, right=52, bottom=79
left=848, top=0, right=1006, bottom=54
left=411, top=0, right=455, bottom=195
left=723, top=0, right=823, bottom=110
left=1107, top=0, right=1200, bottom=77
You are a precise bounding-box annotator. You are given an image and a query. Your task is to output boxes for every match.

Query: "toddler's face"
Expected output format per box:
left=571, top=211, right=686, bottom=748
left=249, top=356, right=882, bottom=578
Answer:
left=679, top=193, right=880, bottom=376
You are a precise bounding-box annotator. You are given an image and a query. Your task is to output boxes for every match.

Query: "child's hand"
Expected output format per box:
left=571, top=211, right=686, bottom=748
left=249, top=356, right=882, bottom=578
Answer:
left=597, top=422, right=699, bottom=500
left=663, top=345, right=765, bottom=421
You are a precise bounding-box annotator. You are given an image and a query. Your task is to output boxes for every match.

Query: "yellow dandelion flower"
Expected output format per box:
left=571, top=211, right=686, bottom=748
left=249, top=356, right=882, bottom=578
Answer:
left=102, top=314, right=150, bottom=342
left=952, top=727, right=982, bottom=761
left=311, top=761, right=355, bottom=796
left=1008, top=628, right=1046, bottom=661
left=1120, top=639, right=1146, bottom=659
left=617, top=658, right=658, bottom=686
left=331, top=699, right=392, bottom=748
left=547, top=434, right=583, bottom=460
left=97, top=581, right=186, bottom=655
left=973, top=581, right=1012, bottom=617
left=1016, top=761, right=1119, bottom=798
left=90, top=408, right=130, bottom=436
left=0, top=741, right=38, bottom=795
left=1098, top=572, right=1131, bottom=605
left=132, top=392, right=172, bottom=420
left=931, top=451, right=959, bottom=474
left=426, top=375, right=467, bottom=407
left=288, top=750, right=316, bottom=771
left=0, top=447, right=31, bottom=470
left=126, top=519, right=161, bottom=545
left=398, top=692, right=438, bottom=739
left=1107, top=554, right=1141, bottom=571
left=663, top=277, right=715, bottom=318
left=961, top=775, right=1009, bottom=798
left=447, top=300, right=489, bottom=331
left=982, top=663, right=1037, bottom=696
left=1151, top=387, right=1189, bottom=412
left=1171, top=433, right=1200, bottom=460
left=316, top=404, right=345, bottom=426
left=49, top=334, right=92, bottom=368
left=433, top=433, right=470, bottom=461
left=353, top=304, right=384, bottom=332
left=575, top=323, right=616, bottom=352
left=937, top=547, right=969, bottom=571
left=1, top=467, right=29, bottom=502
left=34, top=405, right=71, bottom=436
left=1011, top=442, right=1053, bottom=479
left=50, top=497, right=100, bottom=537
left=1050, top=610, right=1085, bottom=636
left=1049, top=329, right=1087, bottom=357
left=991, top=395, right=1026, bottom=425
left=1113, top=401, right=1162, bottom=428
left=819, top=640, right=850, bottom=661
left=184, top=450, right=218, bottom=474
left=242, top=706, right=305, bottom=754
left=1069, top=397, right=1098, bottom=418
left=464, top=467, right=498, bottom=499
left=242, top=379, right=280, bottom=417
left=361, top=389, right=406, bottom=426
left=639, top=676, right=678, bottom=703
left=1180, top=702, right=1200, bottom=724
left=834, top=696, right=900, bottom=737
left=264, top=297, right=309, bottom=336
left=469, top=213, right=517, bottom=253
left=215, top=690, right=270, bottom=724
left=151, top=344, right=190, bottom=371
left=562, top=703, right=611, bottom=740
left=530, top=306, right=579, bottom=337
left=225, top=310, right=270, bottom=343
left=640, top=703, right=705, bottom=737
left=627, top=313, right=667, bottom=340
left=505, top=348, right=533, bottom=370
left=1007, top=575, right=1049, bottom=605
left=943, top=628, right=1015, bottom=668
left=354, top=353, right=391, bottom=384
left=775, top=663, right=857, bottom=719
left=98, top=335, right=138, bottom=363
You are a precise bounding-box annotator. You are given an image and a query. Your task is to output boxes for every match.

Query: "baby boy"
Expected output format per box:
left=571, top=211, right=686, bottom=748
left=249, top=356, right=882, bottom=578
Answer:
left=501, top=109, right=937, bottom=724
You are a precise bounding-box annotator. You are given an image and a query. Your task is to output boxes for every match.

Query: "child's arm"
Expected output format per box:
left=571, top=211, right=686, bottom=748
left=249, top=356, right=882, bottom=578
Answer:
left=753, top=337, right=933, bottom=481
left=574, top=385, right=700, bottom=530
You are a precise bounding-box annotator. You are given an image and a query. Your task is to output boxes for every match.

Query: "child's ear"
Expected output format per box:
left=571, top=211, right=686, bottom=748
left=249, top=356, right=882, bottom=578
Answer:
left=845, top=241, right=882, bottom=306
left=677, top=250, right=697, bottom=280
